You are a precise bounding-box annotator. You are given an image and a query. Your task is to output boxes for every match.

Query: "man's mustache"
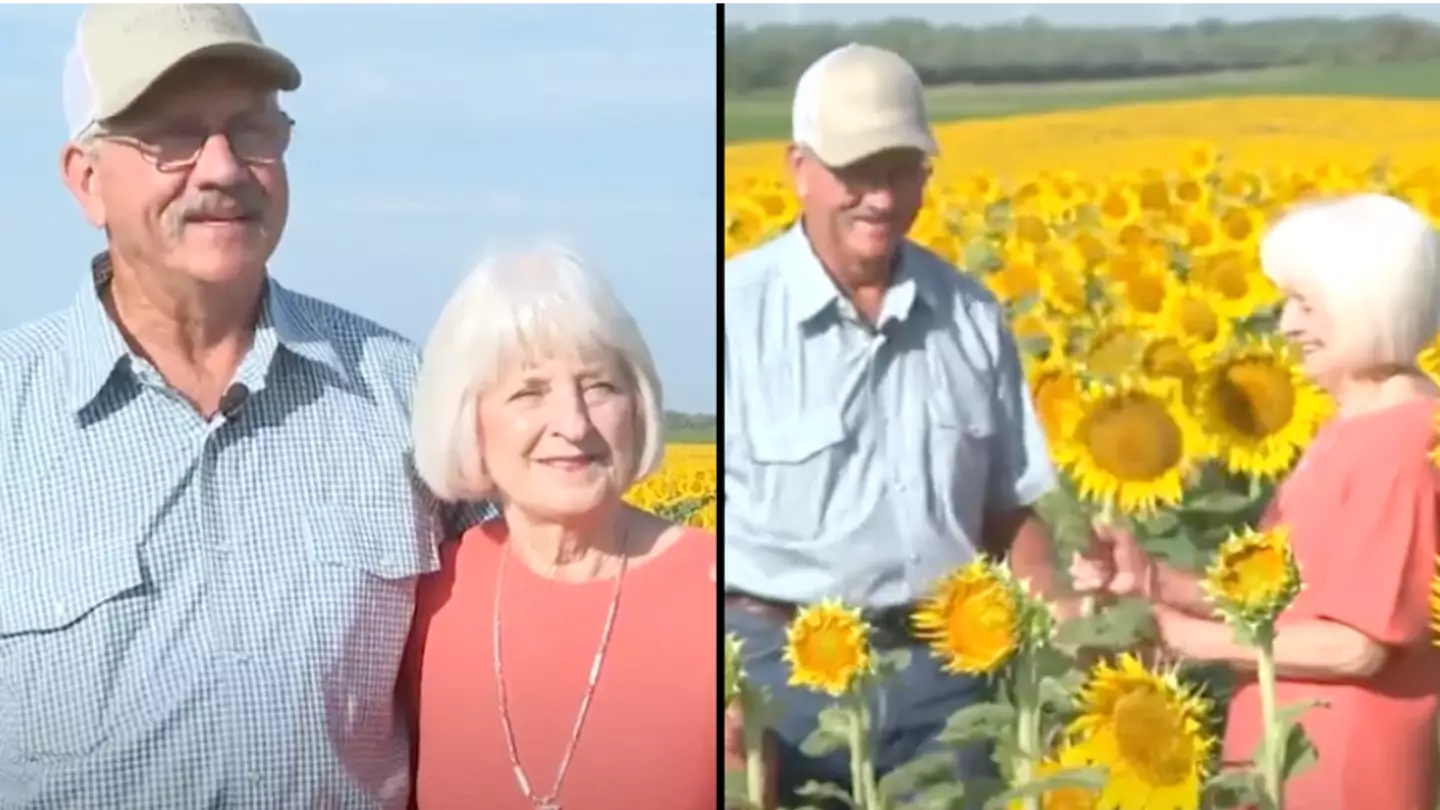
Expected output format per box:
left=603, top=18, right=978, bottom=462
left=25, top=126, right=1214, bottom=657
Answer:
left=163, top=186, right=269, bottom=234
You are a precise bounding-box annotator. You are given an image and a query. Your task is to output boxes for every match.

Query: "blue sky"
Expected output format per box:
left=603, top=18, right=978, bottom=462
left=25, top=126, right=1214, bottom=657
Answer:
left=0, top=4, right=717, bottom=413
left=726, top=3, right=1440, bottom=27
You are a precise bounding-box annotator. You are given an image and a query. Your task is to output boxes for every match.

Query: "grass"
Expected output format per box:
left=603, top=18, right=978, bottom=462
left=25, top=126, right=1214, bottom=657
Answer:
left=667, top=425, right=718, bottom=444
left=725, top=59, right=1440, bottom=143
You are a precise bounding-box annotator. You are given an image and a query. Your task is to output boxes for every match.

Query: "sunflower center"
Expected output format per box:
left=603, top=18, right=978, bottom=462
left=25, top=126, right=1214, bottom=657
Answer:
left=1219, top=545, right=1289, bottom=605
left=1143, top=338, right=1195, bottom=379
left=1211, top=359, right=1296, bottom=438
left=1221, top=209, right=1253, bottom=241
left=1125, top=274, right=1167, bottom=315
left=1210, top=260, right=1251, bottom=300
left=1177, top=296, right=1220, bottom=342
left=1081, top=394, right=1184, bottom=481
left=1113, top=690, right=1194, bottom=786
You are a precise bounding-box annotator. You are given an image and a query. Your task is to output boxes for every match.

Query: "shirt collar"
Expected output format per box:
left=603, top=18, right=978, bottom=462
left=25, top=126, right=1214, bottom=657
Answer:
left=779, top=223, right=939, bottom=329
left=64, top=252, right=353, bottom=414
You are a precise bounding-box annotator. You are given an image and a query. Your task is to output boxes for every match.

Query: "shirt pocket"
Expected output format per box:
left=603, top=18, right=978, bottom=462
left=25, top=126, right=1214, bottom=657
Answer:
left=927, top=393, right=995, bottom=518
left=300, top=497, right=441, bottom=722
left=746, top=406, right=848, bottom=539
left=0, top=540, right=150, bottom=762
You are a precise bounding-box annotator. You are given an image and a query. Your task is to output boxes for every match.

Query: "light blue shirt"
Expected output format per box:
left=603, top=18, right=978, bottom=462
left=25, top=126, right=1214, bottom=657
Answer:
left=723, top=225, right=1057, bottom=609
left=0, top=256, right=491, bottom=809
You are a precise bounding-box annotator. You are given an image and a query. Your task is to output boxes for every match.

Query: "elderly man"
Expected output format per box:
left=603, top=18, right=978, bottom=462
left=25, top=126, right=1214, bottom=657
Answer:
left=0, top=5, right=485, bottom=808
left=724, top=44, right=1076, bottom=806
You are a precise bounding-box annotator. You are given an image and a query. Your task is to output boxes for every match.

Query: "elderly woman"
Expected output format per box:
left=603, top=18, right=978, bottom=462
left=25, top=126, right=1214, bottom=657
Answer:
left=401, top=246, right=717, bottom=810
left=1073, top=193, right=1440, bottom=809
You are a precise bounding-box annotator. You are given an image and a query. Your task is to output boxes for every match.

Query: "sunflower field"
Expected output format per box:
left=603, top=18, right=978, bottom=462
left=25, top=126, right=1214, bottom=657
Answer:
left=625, top=442, right=717, bottom=530
left=723, top=97, right=1440, bottom=809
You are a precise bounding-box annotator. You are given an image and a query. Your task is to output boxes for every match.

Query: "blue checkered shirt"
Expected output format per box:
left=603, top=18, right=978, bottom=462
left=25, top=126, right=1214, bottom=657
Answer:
left=724, top=225, right=1057, bottom=608
left=0, top=256, right=492, bottom=809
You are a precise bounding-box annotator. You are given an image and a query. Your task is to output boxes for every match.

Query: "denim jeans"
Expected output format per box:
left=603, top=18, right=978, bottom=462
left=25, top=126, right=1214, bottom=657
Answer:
left=725, top=604, right=999, bottom=810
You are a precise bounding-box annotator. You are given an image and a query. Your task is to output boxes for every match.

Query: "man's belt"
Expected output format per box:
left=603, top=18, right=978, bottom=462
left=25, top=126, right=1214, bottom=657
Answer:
left=724, top=591, right=924, bottom=645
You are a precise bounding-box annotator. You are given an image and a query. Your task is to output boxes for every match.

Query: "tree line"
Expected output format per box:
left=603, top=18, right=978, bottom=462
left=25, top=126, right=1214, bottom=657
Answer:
left=724, top=15, right=1440, bottom=95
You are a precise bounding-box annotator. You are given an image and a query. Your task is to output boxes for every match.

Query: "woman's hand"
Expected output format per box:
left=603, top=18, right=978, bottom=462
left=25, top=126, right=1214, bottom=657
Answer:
left=1069, top=522, right=1157, bottom=599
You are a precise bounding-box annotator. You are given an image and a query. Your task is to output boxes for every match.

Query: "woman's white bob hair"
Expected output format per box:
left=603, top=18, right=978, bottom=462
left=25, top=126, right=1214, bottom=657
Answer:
left=411, top=243, right=666, bottom=502
left=1260, top=192, right=1440, bottom=369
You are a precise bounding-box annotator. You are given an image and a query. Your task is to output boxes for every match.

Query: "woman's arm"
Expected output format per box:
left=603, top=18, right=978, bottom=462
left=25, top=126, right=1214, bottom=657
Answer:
left=1155, top=607, right=1389, bottom=680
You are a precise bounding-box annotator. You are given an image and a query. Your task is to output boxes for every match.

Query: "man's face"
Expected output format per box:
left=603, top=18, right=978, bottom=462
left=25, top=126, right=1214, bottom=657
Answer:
left=62, top=59, right=292, bottom=288
left=789, top=146, right=929, bottom=266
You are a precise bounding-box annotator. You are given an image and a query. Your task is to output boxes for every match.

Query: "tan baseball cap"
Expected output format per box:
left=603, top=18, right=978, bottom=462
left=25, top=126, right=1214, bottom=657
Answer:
left=62, top=3, right=301, bottom=140
left=791, top=43, right=937, bottom=168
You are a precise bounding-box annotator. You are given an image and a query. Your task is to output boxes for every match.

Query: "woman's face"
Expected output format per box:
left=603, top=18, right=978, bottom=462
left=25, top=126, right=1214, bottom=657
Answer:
left=1277, top=279, right=1342, bottom=384
left=476, top=348, right=638, bottom=521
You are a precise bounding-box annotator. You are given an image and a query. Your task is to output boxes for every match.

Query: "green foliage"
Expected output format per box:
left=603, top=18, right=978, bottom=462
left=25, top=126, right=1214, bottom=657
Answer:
left=652, top=494, right=713, bottom=524
left=725, top=15, right=1440, bottom=97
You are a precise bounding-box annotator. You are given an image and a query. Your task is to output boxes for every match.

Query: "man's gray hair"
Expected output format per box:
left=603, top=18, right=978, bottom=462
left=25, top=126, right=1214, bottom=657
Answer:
left=411, top=243, right=666, bottom=502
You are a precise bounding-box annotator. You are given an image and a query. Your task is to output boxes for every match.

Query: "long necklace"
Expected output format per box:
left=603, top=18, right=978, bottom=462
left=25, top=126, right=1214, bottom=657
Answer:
left=492, top=526, right=630, bottom=810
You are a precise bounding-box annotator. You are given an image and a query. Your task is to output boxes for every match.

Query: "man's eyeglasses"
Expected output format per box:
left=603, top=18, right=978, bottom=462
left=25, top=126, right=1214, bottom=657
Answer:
left=95, top=113, right=296, bottom=171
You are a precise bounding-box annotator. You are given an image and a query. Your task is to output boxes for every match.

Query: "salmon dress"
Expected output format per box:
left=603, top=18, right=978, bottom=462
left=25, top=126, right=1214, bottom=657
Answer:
left=403, top=520, right=718, bottom=810
left=1221, top=398, right=1440, bottom=810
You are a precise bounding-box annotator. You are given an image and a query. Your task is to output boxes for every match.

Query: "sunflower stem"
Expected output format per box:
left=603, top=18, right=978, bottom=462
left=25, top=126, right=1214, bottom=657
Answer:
left=741, top=696, right=767, bottom=810
left=1013, top=651, right=1042, bottom=810
left=846, top=693, right=873, bottom=808
left=1256, top=639, right=1284, bottom=808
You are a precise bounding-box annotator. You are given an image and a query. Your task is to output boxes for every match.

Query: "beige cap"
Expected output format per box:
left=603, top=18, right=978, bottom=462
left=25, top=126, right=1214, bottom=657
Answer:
left=63, top=4, right=301, bottom=139
left=791, top=43, right=937, bottom=168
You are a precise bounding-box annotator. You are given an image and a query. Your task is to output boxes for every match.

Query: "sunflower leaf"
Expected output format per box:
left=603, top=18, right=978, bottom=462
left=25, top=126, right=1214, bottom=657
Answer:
left=799, top=705, right=853, bottom=758
left=793, top=781, right=856, bottom=808
left=874, top=647, right=914, bottom=678
left=980, top=767, right=1105, bottom=810
left=897, top=780, right=971, bottom=810
left=877, top=750, right=963, bottom=800
left=1038, top=670, right=1085, bottom=712
left=1052, top=598, right=1154, bottom=650
left=1275, top=705, right=1326, bottom=780
left=936, top=702, right=1016, bottom=745
left=1203, top=767, right=1264, bottom=808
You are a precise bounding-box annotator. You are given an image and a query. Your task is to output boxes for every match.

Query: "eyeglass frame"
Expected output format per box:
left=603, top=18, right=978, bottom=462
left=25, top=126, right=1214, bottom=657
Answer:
left=86, top=111, right=297, bottom=172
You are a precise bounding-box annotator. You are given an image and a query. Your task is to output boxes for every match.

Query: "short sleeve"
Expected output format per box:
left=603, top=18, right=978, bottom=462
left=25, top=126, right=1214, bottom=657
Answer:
left=1309, top=440, right=1440, bottom=648
left=986, top=321, right=1058, bottom=511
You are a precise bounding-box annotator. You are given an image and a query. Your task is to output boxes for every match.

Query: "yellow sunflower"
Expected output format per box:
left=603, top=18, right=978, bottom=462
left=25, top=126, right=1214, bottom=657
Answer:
left=1193, top=338, right=1332, bottom=480
left=783, top=600, right=873, bottom=697
left=912, top=559, right=1022, bottom=675
left=1417, top=335, right=1440, bottom=387
left=1188, top=248, right=1279, bottom=320
left=1139, top=333, right=1198, bottom=388
left=1055, top=378, right=1201, bottom=516
left=1066, top=654, right=1215, bottom=810
left=1027, top=354, right=1086, bottom=443
left=1157, top=284, right=1233, bottom=361
left=1079, top=321, right=1151, bottom=380
left=1430, top=556, right=1440, bottom=645
left=1107, top=269, right=1171, bottom=327
left=1202, top=525, right=1302, bottom=628
left=1011, top=746, right=1101, bottom=810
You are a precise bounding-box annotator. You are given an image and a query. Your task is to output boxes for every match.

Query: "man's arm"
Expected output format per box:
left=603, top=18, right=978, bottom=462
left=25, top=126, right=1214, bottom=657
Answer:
left=979, top=319, right=1073, bottom=612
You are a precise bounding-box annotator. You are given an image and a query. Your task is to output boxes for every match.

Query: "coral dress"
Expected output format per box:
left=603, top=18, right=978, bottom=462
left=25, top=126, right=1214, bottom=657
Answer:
left=1222, top=398, right=1440, bottom=810
left=403, top=520, right=718, bottom=810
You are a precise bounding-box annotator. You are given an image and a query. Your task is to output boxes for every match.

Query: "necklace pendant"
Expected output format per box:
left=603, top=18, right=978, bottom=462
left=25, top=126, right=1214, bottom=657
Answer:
left=536, top=800, right=561, bottom=810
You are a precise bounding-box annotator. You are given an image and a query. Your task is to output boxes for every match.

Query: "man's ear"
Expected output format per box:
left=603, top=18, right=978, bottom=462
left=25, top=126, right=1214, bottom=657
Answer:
left=60, top=142, right=107, bottom=229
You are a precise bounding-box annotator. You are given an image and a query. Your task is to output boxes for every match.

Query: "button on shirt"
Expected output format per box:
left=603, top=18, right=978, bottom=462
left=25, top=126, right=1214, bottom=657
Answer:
left=0, top=258, right=491, bottom=808
left=724, top=225, right=1057, bottom=609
